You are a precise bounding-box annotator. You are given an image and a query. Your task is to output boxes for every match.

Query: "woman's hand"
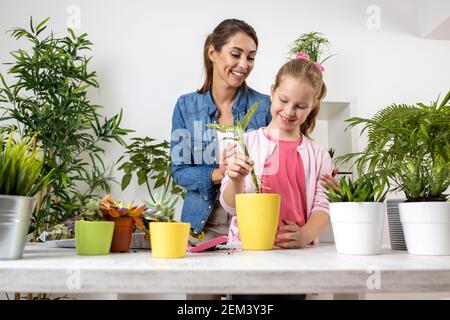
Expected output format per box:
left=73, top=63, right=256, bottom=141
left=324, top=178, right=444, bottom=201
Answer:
left=320, top=166, right=340, bottom=191
left=227, top=149, right=253, bottom=186
left=275, top=219, right=311, bottom=249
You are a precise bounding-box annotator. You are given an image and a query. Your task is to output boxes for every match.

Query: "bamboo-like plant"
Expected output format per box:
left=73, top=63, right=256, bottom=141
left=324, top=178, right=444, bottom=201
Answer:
left=206, top=101, right=263, bottom=193
left=0, top=131, right=45, bottom=196
left=335, top=91, right=450, bottom=202
left=0, top=17, right=132, bottom=237
left=288, top=31, right=335, bottom=64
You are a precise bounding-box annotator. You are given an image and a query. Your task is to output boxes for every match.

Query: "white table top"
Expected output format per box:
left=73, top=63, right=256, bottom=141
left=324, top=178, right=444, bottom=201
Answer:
left=1, top=243, right=450, bottom=294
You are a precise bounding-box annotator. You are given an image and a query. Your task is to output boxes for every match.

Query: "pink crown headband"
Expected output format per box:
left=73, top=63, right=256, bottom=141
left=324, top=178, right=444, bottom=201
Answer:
left=296, top=51, right=325, bottom=72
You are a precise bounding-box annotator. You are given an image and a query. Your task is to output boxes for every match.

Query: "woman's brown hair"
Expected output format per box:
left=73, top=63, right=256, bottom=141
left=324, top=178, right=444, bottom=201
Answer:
left=198, top=19, right=258, bottom=94
left=273, top=58, right=327, bottom=138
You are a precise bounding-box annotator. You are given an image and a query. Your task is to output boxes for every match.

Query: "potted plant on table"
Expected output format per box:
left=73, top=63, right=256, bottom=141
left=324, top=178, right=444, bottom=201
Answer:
left=325, top=175, right=388, bottom=255
left=99, top=195, right=146, bottom=253
left=143, top=190, right=190, bottom=258
left=119, top=136, right=188, bottom=258
left=0, top=131, right=47, bottom=259
left=336, top=91, right=450, bottom=255
left=74, top=198, right=114, bottom=256
left=207, top=102, right=280, bottom=250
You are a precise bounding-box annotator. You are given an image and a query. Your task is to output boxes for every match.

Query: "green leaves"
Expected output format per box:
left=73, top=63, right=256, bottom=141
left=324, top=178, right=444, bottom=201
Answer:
left=288, top=31, right=335, bottom=64
left=240, top=102, right=259, bottom=130
left=0, top=17, right=131, bottom=234
left=0, top=131, right=44, bottom=196
left=118, top=137, right=185, bottom=204
left=335, top=92, right=450, bottom=201
left=205, top=101, right=262, bottom=192
left=143, top=189, right=178, bottom=223
left=325, top=175, right=388, bottom=203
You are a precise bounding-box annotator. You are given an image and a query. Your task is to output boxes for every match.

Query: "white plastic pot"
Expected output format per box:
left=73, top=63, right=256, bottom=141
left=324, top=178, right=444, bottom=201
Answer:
left=330, top=202, right=385, bottom=255
left=399, top=202, right=450, bottom=256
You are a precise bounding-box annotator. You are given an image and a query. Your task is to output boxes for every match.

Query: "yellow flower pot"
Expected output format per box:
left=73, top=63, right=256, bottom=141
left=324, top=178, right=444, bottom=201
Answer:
left=236, top=193, right=280, bottom=250
left=149, top=222, right=190, bottom=258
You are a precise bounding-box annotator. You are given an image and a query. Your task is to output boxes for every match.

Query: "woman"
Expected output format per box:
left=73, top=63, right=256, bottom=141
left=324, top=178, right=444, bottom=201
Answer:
left=170, top=19, right=271, bottom=243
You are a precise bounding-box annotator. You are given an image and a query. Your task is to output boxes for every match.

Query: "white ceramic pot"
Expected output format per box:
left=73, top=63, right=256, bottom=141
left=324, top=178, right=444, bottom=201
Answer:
left=399, top=202, right=450, bottom=256
left=330, top=202, right=385, bottom=255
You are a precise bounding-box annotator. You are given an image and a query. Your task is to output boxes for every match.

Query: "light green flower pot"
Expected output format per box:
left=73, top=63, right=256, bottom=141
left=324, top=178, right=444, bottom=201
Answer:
left=75, top=220, right=114, bottom=255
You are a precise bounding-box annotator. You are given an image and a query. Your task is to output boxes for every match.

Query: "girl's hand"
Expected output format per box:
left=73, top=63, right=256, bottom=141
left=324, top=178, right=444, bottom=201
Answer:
left=226, top=150, right=253, bottom=185
left=275, top=219, right=311, bottom=249
left=212, top=143, right=237, bottom=184
left=219, top=143, right=237, bottom=174
left=320, top=166, right=340, bottom=191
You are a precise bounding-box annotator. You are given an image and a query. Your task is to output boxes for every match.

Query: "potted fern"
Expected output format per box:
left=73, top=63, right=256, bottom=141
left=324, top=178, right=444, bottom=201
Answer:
left=325, top=175, right=388, bottom=255
left=144, top=190, right=190, bottom=258
left=0, top=131, right=45, bottom=259
left=337, top=92, right=450, bottom=255
left=207, top=102, right=280, bottom=250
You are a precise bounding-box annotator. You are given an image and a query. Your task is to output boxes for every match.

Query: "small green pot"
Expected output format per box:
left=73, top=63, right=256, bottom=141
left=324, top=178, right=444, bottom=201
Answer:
left=75, top=220, right=114, bottom=255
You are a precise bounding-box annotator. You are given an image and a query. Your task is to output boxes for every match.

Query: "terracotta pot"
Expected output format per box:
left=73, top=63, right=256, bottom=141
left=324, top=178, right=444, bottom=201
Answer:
left=109, top=216, right=134, bottom=253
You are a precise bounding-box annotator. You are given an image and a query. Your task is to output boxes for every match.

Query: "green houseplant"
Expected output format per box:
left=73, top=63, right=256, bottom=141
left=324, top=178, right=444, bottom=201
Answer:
left=119, top=136, right=189, bottom=258
left=289, top=31, right=335, bottom=71
left=325, top=175, right=387, bottom=255
left=99, top=194, right=145, bottom=253
left=0, top=17, right=132, bottom=240
left=336, top=91, right=450, bottom=255
left=0, top=131, right=46, bottom=259
left=144, top=189, right=190, bottom=258
left=206, top=102, right=280, bottom=250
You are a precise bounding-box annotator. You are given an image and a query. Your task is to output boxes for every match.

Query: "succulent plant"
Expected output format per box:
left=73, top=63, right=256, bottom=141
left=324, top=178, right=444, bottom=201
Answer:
left=143, top=190, right=178, bottom=222
left=325, top=175, right=388, bottom=203
left=100, top=194, right=146, bottom=229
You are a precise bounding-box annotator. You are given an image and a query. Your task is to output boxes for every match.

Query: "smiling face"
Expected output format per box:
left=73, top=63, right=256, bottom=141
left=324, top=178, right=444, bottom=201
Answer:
left=208, top=32, right=257, bottom=89
left=269, top=76, right=316, bottom=138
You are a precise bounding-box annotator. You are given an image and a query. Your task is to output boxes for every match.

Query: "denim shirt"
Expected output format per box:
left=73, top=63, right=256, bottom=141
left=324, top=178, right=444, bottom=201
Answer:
left=170, top=87, right=271, bottom=234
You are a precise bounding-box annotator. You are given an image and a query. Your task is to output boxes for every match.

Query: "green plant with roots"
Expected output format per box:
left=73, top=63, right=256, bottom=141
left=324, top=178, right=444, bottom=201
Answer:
left=335, top=91, right=450, bottom=202
left=0, top=130, right=49, bottom=196
left=325, top=175, right=388, bottom=203
left=0, top=17, right=132, bottom=238
left=288, top=31, right=335, bottom=63
left=206, top=101, right=263, bottom=193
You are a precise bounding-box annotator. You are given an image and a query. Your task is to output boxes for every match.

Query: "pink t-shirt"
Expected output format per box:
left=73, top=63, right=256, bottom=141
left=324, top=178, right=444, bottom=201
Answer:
left=262, top=133, right=308, bottom=234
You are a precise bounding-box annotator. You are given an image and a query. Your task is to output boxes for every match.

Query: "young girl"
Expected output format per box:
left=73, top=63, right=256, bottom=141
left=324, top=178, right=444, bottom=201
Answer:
left=220, top=57, right=332, bottom=249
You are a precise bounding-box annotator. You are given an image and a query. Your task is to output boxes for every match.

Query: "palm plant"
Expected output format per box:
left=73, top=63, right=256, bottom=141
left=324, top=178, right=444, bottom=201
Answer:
left=288, top=31, right=335, bottom=64
left=206, top=101, right=263, bottom=193
left=0, top=17, right=132, bottom=237
left=0, top=131, right=46, bottom=196
left=336, top=91, right=450, bottom=202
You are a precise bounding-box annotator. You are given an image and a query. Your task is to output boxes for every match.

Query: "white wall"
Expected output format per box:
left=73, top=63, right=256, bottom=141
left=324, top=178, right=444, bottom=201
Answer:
left=0, top=0, right=449, bottom=207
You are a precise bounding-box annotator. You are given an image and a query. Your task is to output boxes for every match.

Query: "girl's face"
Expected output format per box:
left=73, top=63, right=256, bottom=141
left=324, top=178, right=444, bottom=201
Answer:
left=270, top=76, right=316, bottom=136
left=209, top=32, right=257, bottom=89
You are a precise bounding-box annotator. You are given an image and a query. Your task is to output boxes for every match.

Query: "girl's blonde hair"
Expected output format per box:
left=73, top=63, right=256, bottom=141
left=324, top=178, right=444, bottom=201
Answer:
left=273, top=58, right=327, bottom=138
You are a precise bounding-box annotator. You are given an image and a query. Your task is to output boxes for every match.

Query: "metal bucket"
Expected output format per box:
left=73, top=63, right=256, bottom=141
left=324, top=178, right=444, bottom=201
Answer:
left=0, top=195, right=35, bottom=260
